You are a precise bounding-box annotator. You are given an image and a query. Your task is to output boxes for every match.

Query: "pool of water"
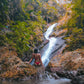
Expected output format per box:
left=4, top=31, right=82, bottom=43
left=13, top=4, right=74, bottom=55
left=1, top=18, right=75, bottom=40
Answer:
left=0, top=77, right=71, bottom=84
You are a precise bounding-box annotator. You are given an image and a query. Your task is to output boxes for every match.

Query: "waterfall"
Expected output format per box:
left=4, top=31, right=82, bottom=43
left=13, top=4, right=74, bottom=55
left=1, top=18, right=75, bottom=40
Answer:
left=41, top=23, right=58, bottom=67
left=44, top=23, right=57, bottom=40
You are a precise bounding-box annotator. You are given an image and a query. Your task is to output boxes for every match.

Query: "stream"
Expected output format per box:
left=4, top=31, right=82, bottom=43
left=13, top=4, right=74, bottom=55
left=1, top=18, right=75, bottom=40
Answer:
left=41, top=23, right=66, bottom=67
left=41, top=23, right=58, bottom=67
left=0, top=23, right=71, bottom=84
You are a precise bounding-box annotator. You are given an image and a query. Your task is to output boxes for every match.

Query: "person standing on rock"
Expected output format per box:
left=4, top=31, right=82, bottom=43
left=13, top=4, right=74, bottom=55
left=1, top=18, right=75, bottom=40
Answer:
left=26, top=48, right=44, bottom=67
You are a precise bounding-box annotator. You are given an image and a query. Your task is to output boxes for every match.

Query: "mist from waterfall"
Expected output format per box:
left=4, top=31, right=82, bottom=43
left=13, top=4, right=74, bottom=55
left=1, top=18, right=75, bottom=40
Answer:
left=56, top=0, right=72, bottom=4
left=41, top=23, right=58, bottom=67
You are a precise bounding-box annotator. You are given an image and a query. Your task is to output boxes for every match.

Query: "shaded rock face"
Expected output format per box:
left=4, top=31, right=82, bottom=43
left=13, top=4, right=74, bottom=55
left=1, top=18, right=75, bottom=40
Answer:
left=71, top=75, right=84, bottom=84
left=47, top=49, right=84, bottom=83
left=0, top=47, right=37, bottom=80
left=60, top=50, right=84, bottom=70
left=77, top=69, right=84, bottom=76
left=49, top=49, right=84, bottom=71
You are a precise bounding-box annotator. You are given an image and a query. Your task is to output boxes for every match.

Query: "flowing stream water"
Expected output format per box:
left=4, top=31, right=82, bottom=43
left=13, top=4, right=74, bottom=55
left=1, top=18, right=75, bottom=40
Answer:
left=0, top=23, right=71, bottom=84
left=41, top=23, right=57, bottom=67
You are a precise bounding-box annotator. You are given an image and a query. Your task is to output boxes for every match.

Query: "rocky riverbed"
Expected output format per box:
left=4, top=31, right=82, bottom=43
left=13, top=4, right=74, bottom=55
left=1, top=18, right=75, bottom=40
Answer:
left=47, top=49, right=84, bottom=84
left=0, top=39, right=84, bottom=84
left=0, top=47, right=37, bottom=80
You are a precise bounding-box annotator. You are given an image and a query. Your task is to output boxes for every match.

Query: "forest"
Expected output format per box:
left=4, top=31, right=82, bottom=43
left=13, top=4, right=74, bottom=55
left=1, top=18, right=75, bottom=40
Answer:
left=0, top=0, right=84, bottom=83
left=64, top=0, right=84, bottom=51
left=0, top=0, right=61, bottom=56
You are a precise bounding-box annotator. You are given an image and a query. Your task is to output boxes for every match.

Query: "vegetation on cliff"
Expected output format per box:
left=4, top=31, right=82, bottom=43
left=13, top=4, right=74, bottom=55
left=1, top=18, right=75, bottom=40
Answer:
left=0, top=0, right=64, bottom=56
left=64, top=0, right=84, bottom=51
left=0, top=0, right=66, bottom=79
left=48, top=0, right=84, bottom=74
left=0, top=0, right=84, bottom=81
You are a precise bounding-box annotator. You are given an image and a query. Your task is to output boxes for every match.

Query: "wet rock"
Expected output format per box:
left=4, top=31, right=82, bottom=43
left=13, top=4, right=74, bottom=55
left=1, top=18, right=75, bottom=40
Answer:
left=50, top=67, right=64, bottom=72
left=71, top=75, right=84, bottom=84
left=51, top=73, right=60, bottom=79
left=77, top=69, right=84, bottom=76
left=56, top=71, right=77, bottom=79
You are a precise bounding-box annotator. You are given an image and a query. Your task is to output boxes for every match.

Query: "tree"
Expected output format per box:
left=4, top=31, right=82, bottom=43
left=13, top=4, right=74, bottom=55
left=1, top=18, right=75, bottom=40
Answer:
left=65, top=0, right=84, bottom=51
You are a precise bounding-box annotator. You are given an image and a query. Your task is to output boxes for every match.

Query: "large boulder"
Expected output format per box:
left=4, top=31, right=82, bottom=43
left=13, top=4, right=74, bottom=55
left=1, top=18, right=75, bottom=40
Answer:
left=49, top=49, right=84, bottom=71
left=47, top=49, right=84, bottom=79
left=0, top=47, right=37, bottom=80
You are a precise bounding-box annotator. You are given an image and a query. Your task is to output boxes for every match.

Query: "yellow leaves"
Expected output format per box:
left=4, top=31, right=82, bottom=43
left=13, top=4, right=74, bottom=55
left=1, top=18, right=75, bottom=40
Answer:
left=27, top=5, right=34, bottom=10
left=30, top=35, right=33, bottom=40
left=43, top=1, right=57, bottom=14
left=72, top=28, right=83, bottom=34
left=34, top=27, right=42, bottom=35
left=36, top=0, right=42, bottom=7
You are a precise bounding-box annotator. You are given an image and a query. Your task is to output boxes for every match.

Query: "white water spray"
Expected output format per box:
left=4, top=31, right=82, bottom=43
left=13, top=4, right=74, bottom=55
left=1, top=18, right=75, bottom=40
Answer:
left=41, top=23, right=58, bottom=67
left=56, top=0, right=72, bottom=4
left=44, top=24, right=57, bottom=40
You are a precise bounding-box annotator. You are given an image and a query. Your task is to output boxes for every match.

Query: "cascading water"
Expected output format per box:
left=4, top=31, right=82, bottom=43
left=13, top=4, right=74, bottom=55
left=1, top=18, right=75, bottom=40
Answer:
left=0, top=22, right=71, bottom=84
left=41, top=23, right=58, bottom=67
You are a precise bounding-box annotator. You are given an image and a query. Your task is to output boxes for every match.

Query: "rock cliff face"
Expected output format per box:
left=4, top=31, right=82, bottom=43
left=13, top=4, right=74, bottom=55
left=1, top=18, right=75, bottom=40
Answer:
left=47, top=49, right=84, bottom=84
left=49, top=49, right=84, bottom=71
left=60, top=50, right=84, bottom=70
left=0, top=0, right=66, bottom=57
left=0, top=47, right=36, bottom=80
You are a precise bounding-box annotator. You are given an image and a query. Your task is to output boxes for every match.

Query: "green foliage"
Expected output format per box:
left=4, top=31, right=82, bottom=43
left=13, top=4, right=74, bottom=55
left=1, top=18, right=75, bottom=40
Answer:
left=65, top=0, right=84, bottom=51
left=25, top=2, right=29, bottom=8
left=0, top=34, right=6, bottom=46
left=0, top=0, right=8, bottom=23
left=6, top=21, right=33, bottom=56
left=0, top=0, right=58, bottom=56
